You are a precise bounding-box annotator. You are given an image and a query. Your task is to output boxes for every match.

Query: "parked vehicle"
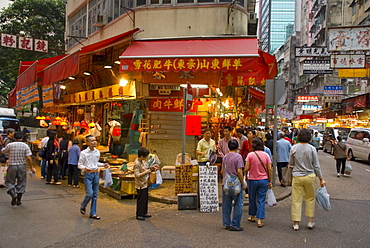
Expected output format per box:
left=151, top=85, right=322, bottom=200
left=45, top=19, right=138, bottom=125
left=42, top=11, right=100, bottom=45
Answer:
left=346, top=128, right=370, bottom=161
left=322, top=127, right=350, bottom=154
left=0, top=107, right=20, bottom=138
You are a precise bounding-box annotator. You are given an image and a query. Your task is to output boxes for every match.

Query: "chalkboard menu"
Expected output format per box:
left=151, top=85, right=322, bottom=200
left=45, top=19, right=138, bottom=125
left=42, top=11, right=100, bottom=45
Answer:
left=175, top=164, right=193, bottom=195
left=198, top=165, right=219, bottom=212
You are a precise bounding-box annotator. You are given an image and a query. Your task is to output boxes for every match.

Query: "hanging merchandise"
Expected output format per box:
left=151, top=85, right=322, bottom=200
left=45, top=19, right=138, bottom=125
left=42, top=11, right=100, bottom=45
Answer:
left=109, top=120, right=121, bottom=144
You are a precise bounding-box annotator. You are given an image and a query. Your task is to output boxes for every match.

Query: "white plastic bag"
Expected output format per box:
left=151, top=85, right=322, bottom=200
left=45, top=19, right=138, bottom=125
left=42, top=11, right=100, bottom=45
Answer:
left=104, top=169, right=113, bottom=188
left=316, top=186, right=331, bottom=211
left=267, top=189, right=277, bottom=207
left=156, top=170, right=163, bottom=185
left=345, top=161, right=352, bottom=175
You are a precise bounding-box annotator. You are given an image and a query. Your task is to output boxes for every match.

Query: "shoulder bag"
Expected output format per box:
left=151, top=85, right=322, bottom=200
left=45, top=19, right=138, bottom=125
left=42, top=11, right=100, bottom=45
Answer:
left=223, top=155, right=241, bottom=196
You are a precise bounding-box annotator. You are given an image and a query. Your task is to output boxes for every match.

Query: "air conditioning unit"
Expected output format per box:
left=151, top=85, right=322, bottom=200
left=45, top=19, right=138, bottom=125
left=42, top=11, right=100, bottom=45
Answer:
left=92, top=14, right=108, bottom=27
left=248, top=12, right=256, bottom=20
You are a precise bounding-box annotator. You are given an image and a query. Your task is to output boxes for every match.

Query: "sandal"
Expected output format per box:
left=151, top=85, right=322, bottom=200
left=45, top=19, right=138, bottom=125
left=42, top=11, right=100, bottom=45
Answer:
left=89, top=215, right=101, bottom=220
left=247, top=216, right=256, bottom=222
left=80, top=207, right=86, bottom=215
left=257, top=219, right=264, bottom=228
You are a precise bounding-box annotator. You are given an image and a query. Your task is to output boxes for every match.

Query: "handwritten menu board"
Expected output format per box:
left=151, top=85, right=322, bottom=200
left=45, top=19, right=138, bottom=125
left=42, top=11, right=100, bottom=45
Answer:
left=175, top=164, right=193, bottom=195
left=198, top=165, right=219, bottom=212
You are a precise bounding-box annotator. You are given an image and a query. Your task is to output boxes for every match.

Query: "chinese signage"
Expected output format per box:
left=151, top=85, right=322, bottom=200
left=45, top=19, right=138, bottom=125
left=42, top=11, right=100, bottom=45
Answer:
left=149, top=98, right=184, bottom=112
left=120, top=57, right=257, bottom=72
left=186, top=115, right=201, bottom=135
left=63, top=84, right=136, bottom=104
left=303, top=60, right=333, bottom=74
left=330, top=54, right=365, bottom=69
left=301, top=105, right=322, bottom=111
left=297, top=96, right=319, bottom=102
left=295, top=47, right=330, bottom=57
left=328, top=26, right=370, bottom=51
left=324, top=86, right=343, bottom=95
left=222, top=72, right=266, bottom=86
left=199, top=166, right=219, bottom=213
left=1, top=33, right=48, bottom=52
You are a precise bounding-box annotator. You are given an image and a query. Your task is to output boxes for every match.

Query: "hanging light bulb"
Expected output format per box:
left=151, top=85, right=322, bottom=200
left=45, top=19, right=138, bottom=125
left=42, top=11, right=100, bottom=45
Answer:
left=119, top=78, right=128, bottom=87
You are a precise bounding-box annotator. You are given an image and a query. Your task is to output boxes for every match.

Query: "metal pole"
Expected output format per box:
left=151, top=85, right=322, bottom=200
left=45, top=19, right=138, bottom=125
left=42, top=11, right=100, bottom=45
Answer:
left=272, top=79, right=278, bottom=186
left=181, top=87, right=187, bottom=164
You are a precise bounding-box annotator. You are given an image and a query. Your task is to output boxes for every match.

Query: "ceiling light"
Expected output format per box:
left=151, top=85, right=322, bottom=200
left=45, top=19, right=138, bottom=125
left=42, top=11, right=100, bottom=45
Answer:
left=83, top=71, right=92, bottom=76
left=104, top=65, right=113, bottom=69
left=119, top=78, right=128, bottom=87
left=180, top=84, right=208, bottom=88
left=114, top=60, right=121, bottom=64
left=69, top=76, right=76, bottom=80
left=60, top=85, right=66, bottom=90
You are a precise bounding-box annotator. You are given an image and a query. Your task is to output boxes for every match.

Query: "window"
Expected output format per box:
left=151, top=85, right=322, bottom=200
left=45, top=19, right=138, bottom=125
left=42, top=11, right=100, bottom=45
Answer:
left=355, top=131, right=364, bottom=140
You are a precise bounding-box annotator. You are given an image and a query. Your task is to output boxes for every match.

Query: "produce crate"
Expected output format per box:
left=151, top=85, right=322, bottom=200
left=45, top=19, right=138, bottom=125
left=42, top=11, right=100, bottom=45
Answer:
left=110, top=177, right=121, bottom=191
left=121, top=180, right=137, bottom=195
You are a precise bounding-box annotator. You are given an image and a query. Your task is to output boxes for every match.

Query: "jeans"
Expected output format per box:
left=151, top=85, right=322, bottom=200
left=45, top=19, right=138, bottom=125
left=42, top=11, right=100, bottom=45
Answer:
left=277, top=162, right=288, bottom=183
left=222, top=185, right=244, bottom=228
left=5, top=165, right=27, bottom=194
left=336, top=158, right=346, bottom=174
left=41, top=158, right=47, bottom=177
left=247, top=179, right=269, bottom=219
left=81, top=172, right=99, bottom=216
left=68, top=164, right=79, bottom=186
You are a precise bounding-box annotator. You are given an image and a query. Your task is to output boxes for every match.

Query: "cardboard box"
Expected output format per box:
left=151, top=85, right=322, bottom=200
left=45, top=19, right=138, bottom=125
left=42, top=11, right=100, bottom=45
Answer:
left=129, top=154, right=137, bottom=162
left=120, top=180, right=137, bottom=195
left=162, top=165, right=176, bottom=179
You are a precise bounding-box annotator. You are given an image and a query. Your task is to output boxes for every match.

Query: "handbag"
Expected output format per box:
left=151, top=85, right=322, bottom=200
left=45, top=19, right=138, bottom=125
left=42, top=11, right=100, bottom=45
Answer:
left=38, top=146, right=47, bottom=159
left=149, top=171, right=156, bottom=185
left=281, top=165, right=293, bottom=186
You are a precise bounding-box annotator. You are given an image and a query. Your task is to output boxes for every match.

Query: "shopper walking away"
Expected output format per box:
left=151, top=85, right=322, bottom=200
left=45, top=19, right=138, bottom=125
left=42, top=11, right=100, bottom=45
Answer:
left=0, top=131, right=36, bottom=206
left=68, top=139, right=81, bottom=187
left=58, top=133, right=71, bottom=180
left=196, top=128, right=216, bottom=166
left=45, top=131, right=61, bottom=185
left=245, top=138, right=272, bottom=228
left=333, top=136, right=348, bottom=177
left=39, top=132, right=49, bottom=179
left=276, top=132, right=292, bottom=187
left=289, top=129, right=326, bottom=231
left=78, top=135, right=109, bottom=220
left=221, top=139, right=246, bottom=231
left=134, top=147, right=160, bottom=220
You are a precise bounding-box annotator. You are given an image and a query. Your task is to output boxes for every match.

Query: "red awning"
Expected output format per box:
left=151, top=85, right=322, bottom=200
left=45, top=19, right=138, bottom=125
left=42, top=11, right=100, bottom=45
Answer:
left=119, top=38, right=259, bottom=72
left=295, top=115, right=313, bottom=120
left=7, top=88, right=16, bottom=108
left=80, top=28, right=142, bottom=55
left=42, top=51, right=79, bottom=85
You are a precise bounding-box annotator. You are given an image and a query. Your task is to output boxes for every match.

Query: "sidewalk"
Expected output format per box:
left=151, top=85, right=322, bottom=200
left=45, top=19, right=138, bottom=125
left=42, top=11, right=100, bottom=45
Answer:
left=149, top=179, right=292, bottom=205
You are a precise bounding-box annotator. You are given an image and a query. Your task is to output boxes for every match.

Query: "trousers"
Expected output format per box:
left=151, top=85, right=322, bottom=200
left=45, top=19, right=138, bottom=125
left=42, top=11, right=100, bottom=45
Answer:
left=136, top=187, right=148, bottom=217
left=5, top=164, right=27, bottom=194
left=291, top=173, right=316, bottom=221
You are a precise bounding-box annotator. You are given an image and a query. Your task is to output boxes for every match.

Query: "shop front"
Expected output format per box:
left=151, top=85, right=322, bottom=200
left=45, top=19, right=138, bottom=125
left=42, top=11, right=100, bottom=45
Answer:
left=119, top=37, right=277, bottom=165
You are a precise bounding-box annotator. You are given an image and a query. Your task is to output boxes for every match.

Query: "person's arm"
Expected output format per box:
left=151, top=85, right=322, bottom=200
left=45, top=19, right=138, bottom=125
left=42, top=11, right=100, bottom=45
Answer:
left=267, top=162, right=273, bottom=189
left=217, top=140, right=225, bottom=158
left=77, top=152, right=87, bottom=170
left=27, top=155, right=36, bottom=173
left=244, top=161, right=250, bottom=178
left=134, top=162, right=151, bottom=178
left=237, top=168, right=246, bottom=190
left=239, top=141, right=246, bottom=157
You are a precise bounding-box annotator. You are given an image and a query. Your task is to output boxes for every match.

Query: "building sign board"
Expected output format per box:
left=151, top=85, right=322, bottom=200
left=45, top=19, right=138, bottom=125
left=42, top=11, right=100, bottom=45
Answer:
left=295, top=47, right=330, bottom=57
left=303, top=60, right=333, bottom=74
left=297, top=96, right=319, bottom=102
left=328, top=26, right=370, bottom=51
left=323, top=86, right=343, bottom=95
left=330, top=54, right=365, bottom=68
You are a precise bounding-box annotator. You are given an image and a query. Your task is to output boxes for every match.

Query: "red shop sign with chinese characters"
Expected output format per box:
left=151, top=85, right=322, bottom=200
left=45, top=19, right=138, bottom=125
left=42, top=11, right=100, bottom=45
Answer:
left=149, top=98, right=185, bottom=112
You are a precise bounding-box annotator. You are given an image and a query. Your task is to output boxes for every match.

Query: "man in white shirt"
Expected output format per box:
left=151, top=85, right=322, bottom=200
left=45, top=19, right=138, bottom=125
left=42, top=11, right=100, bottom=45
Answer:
left=78, top=135, right=109, bottom=220
left=39, top=132, right=50, bottom=179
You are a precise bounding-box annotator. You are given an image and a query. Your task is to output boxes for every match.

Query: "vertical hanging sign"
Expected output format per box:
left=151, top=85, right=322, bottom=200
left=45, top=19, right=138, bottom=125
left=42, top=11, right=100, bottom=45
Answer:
left=199, top=165, right=219, bottom=212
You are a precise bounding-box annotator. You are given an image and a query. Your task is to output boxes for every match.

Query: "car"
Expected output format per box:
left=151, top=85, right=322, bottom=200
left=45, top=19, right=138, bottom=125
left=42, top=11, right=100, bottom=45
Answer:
left=346, top=128, right=370, bottom=161
left=322, top=127, right=350, bottom=154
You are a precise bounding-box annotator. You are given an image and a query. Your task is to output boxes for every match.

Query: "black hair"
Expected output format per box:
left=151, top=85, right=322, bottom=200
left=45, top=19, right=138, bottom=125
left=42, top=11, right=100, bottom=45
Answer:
left=72, top=138, right=80, bottom=144
left=265, top=133, right=272, bottom=140
left=236, top=128, right=244, bottom=134
left=62, top=133, right=69, bottom=140
left=252, top=137, right=264, bottom=151
left=86, top=135, right=94, bottom=142
left=297, top=129, right=312, bottom=143
left=48, top=130, right=57, bottom=139
left=223, top=126, right=232, bottom=132
left=203, top=128, right=212, bottom=133
left=228, top=139, right=239, bottom=150
left=14, top=131, right=23, bottom=140
left=138, top=147, right=150, bottom=158
left=80, top=128, right=86, bottom=134
left=337, top=136, right=343, bottom=142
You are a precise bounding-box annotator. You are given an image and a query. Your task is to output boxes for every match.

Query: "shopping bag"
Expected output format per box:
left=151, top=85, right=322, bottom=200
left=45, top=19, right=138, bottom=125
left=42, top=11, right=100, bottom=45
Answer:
left=149, top=171, right=156, bottom=185
left=103, top=169, right=113, bottom=188
left=0, top=166, right=7, bottom=186
left=316, top=186, right=331, bottom=211
left=345, top=161, right=352, bottom=175
left=281, top=165, right=293, bottom=186
left=223, top=173, right=241, bottom=196
left=267, top=189, right=277, bottom=207
left=156, top=170, right=163, bottom=185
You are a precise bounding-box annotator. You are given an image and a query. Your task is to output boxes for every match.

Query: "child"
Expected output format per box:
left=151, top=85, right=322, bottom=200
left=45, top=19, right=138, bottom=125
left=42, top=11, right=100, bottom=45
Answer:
left=134, top=147, right=160, bottom=220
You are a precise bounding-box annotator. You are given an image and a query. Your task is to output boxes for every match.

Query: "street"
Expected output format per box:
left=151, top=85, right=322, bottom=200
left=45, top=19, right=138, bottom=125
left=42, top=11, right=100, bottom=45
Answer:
left=1, top=151, right=369, bottom=248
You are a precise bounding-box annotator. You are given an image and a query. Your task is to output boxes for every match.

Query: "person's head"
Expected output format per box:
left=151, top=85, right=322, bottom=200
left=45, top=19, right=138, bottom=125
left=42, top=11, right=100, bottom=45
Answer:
left=252, top=137, right=264, bottom=151
left=105, top=123, right=110, bottom=128
left=297, top=129, right=312, bottom=143
left=86, top=135, right=97, bottom=149
left=265, top=133, right=272, bottom=140
left=14, top=131, right=23, bottom=140
left=72, top=139, right=80, bottom=145
left=48, top=130, right=57, bottom=140
left=228, top=139, right=239, bottom=151
left=79, top=128, right=86, bottom=135
left=337, top=136, right=343, bottom=142
left=138, top=147, right=150, bottom=161
left=247, top=130, right=256, bottom=140
left=314, top=132, right=318, bottom=137
left=278, top=132, right=285, bottom=139
left=236, top=128, right=244, bottom=138
left=223, top=126, right=232, bottom=138
left=62, top=133, right=69, bottom=140
left=203, top=128, right=212, bottom=140
left=6, top=128, right=15, bottom=137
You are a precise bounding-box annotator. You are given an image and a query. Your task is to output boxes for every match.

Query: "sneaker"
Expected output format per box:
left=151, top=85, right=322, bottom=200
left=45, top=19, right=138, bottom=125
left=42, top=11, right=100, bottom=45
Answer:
left=308, top=222, right=315, bottom=229
left=41, top=176, right=45, bottom=179
left=229, top=226, right=243, bottom=231
left=55, top=182, right=62, bottom=185
left=337, top=173, right=340, bottom=178
left=292, top=224, right=299, bottom=231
